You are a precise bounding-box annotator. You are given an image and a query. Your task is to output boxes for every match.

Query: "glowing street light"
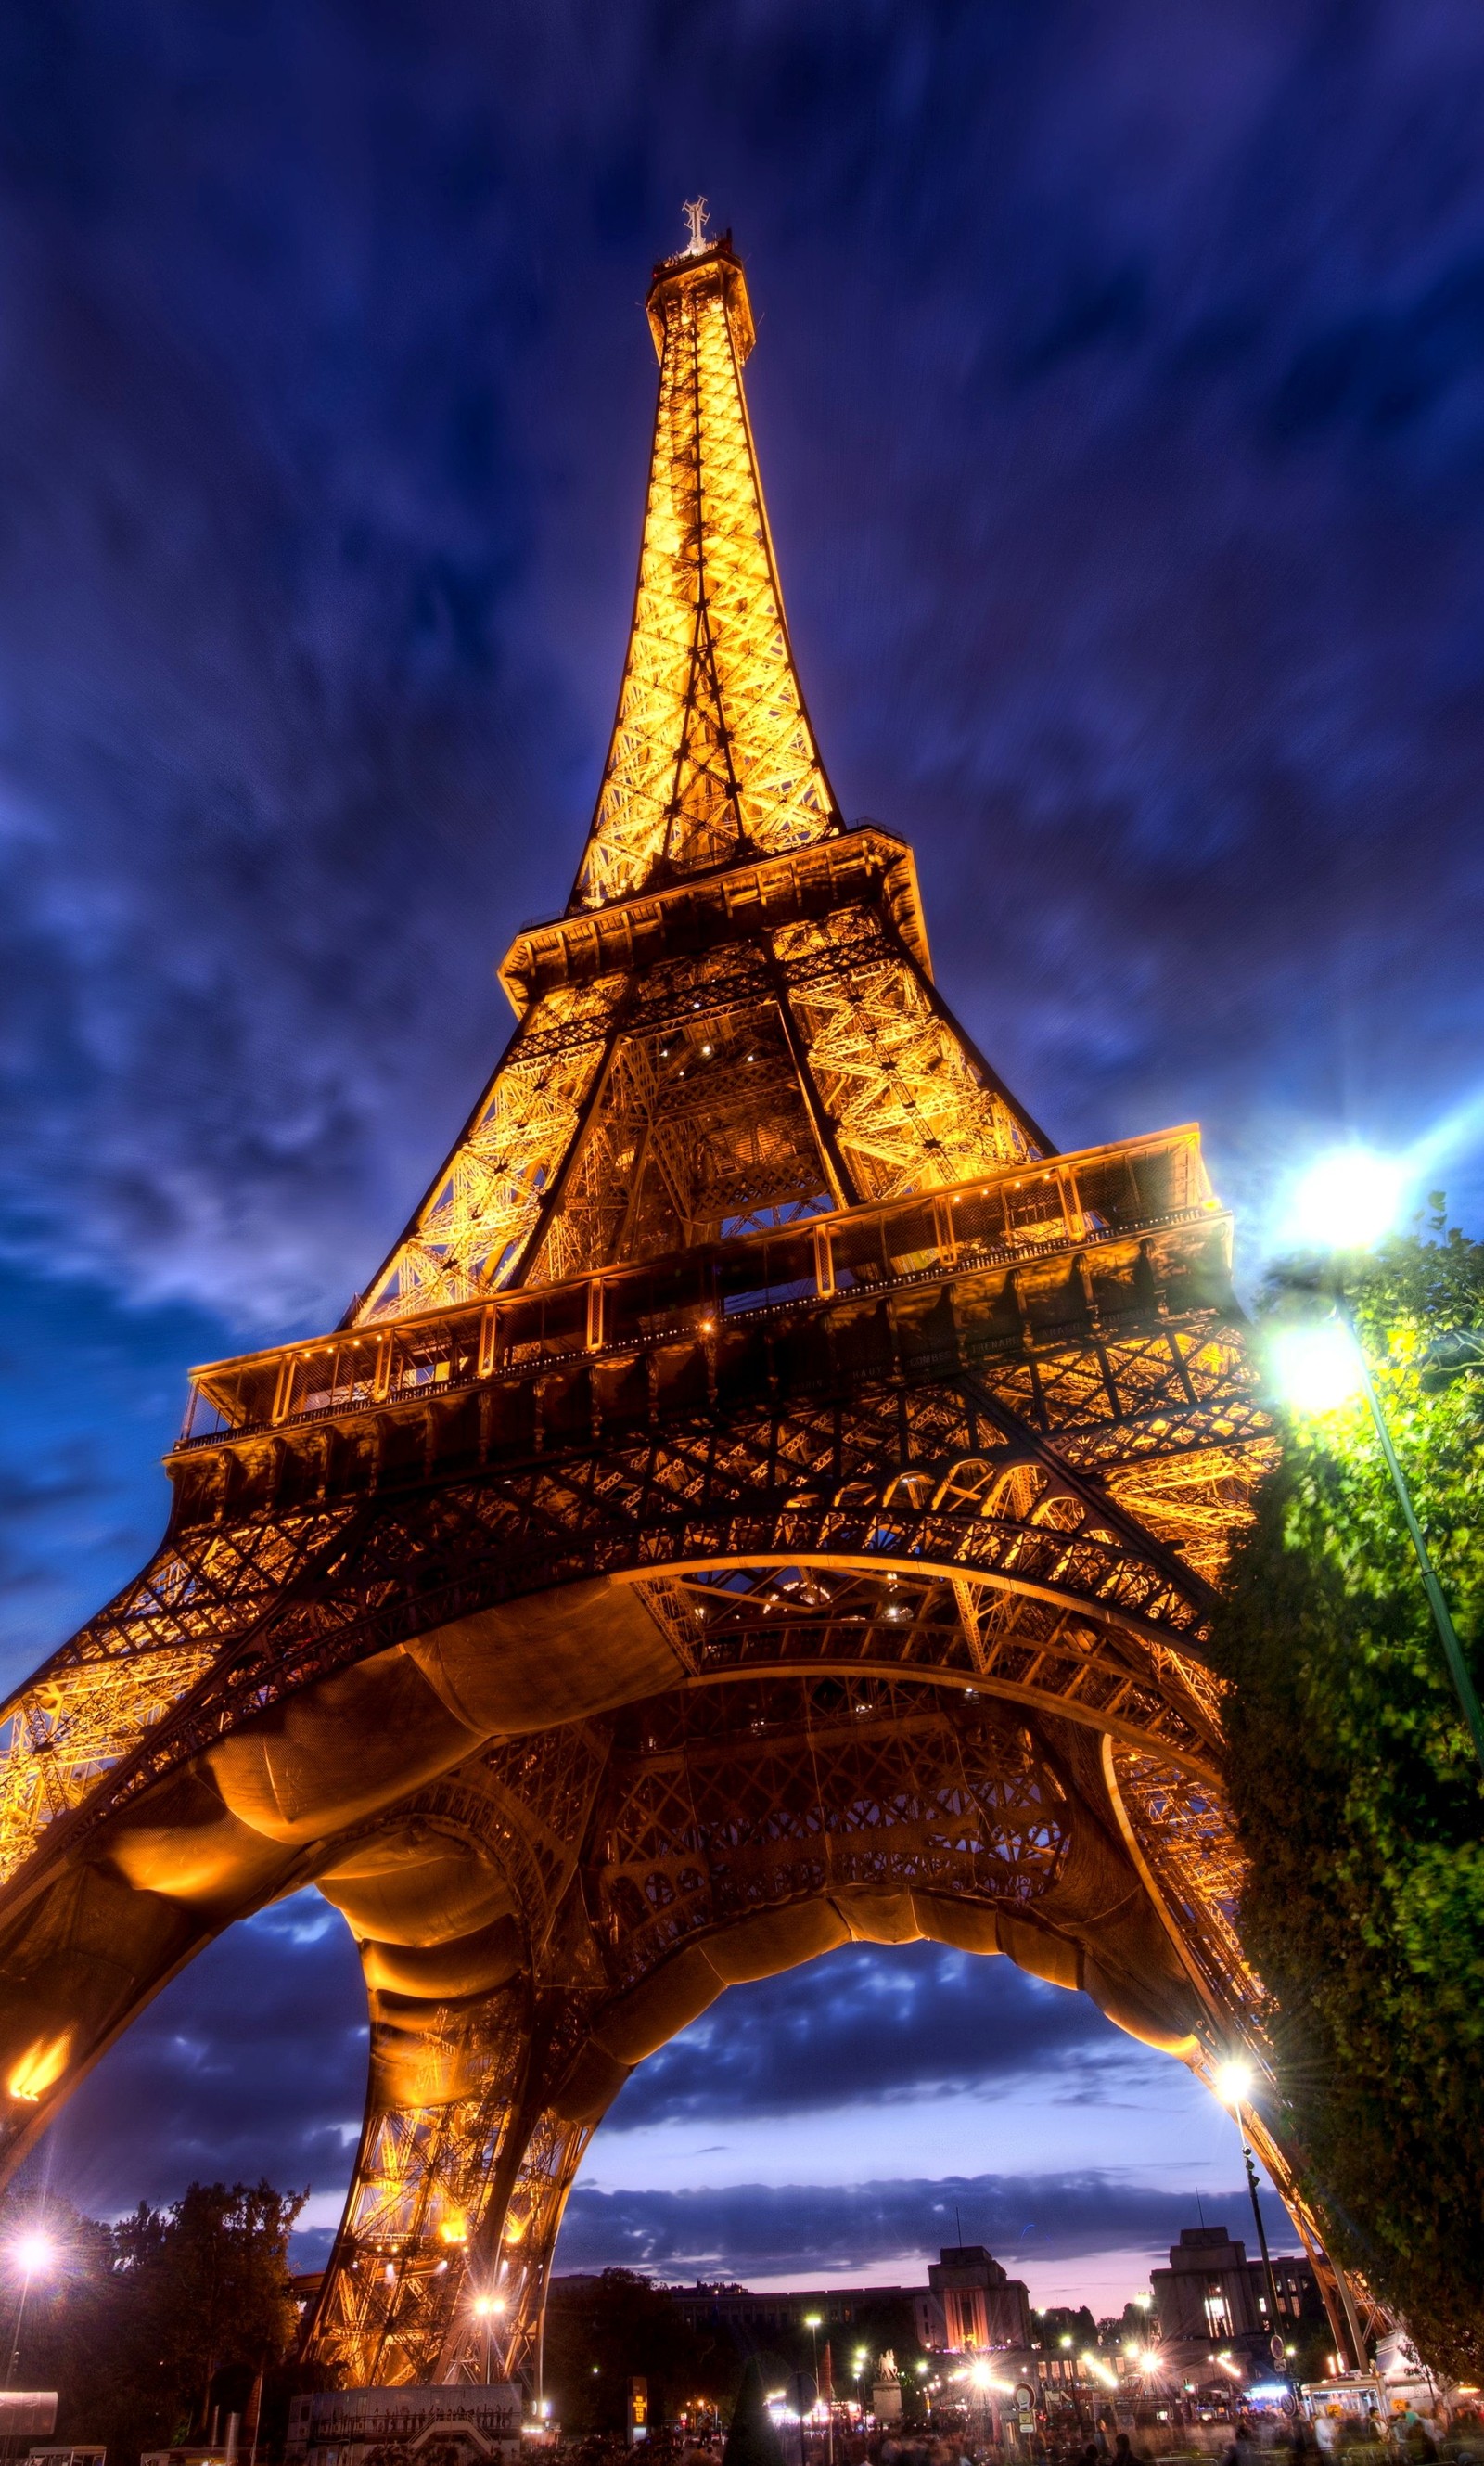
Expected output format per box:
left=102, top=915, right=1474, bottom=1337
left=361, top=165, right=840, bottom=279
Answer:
left=799, top=2312, right=824, bottom=2466
left=1209, top=2061, right=1305, bottom=2407
left=5, top=2228, right=55, bottom=2389
left=1213, top=2060, right=1253, bottom=2108
left=1268, top=1160, right=1484, bottom=1778
left=1268, top=1321, right=1367, bottom=1415
left=1289, top=1148, right=1407, bottom=1252
left=470, top=2290, right=505, bottom=2384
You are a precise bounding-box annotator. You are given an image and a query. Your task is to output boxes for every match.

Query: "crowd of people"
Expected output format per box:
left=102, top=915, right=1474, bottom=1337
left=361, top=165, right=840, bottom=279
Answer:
left=539, top=2398, right=1484, bottom=2466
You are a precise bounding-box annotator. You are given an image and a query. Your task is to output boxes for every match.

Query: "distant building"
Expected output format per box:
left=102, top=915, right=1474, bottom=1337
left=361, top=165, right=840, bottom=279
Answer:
left=915, top=2248, right=1033, bottom=2353
left=571, top=2251, right=1034, bottom=2360
left=656, top=2280, right=916, bottom=2339
left=1150, top=2227, right=1322, bottom=2361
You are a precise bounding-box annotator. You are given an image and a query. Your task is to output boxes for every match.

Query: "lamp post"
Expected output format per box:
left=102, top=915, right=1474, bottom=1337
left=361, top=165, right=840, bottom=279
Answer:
left=6, top=2233, right=54, bottom=2390
left=801, top=2314, right=822, bottom=2466
left=471, top=2292, right=505, bottom=2385
left=1213, top=2064, right=1304, bottom=2413
left=1271, top=1148, right=1484, bottom=1780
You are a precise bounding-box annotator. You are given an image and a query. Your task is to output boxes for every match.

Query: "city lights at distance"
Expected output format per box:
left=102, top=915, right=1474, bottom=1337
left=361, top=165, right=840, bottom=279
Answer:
left=1267, top=1321, right=1365, bottom=1415
left=1287, top=1147, right=1407, bottom=1252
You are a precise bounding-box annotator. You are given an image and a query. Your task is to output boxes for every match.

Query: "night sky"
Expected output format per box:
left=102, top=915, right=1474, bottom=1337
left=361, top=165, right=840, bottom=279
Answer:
left=6, top=1, right=1484, bottom=2306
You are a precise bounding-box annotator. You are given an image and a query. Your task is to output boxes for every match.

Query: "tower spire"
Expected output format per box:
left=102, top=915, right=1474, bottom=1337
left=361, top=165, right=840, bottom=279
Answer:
left=348, top=234, right=1049, bottom=1325
left=570, top=226, right=839, bottom=909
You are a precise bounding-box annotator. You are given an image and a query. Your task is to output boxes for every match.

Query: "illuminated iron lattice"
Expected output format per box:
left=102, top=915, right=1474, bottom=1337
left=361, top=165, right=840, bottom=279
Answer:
left=0, top=218, right=1378, bottom=2391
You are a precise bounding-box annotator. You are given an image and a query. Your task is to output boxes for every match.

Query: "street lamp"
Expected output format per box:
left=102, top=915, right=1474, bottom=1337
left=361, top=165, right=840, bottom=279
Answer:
left=1213, top=2063, right=1302, bottom=2411
left=1270, top=1150, right=1484, bottom=1778
left=470, top=2292, right=505, bottom=2385
left=800, top=2315, right=823, bottom=2466
left=6, top=2231, right=55, bottom=2388
left=853, top=2345, right=869, bottom=2419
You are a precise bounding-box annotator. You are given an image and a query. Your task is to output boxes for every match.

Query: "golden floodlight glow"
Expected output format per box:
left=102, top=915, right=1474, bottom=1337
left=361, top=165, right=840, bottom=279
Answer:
left=6, top=2033, right=70, bottom=2105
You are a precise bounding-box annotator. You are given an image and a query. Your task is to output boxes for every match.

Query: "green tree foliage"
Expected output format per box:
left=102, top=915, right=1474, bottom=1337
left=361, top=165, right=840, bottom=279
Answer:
left=542, top=2269, right=729, bottom=2435
left=1211, top=1214, right=1484, bottom=2378
left=2, top=2179, right=304, bottom=2465
left=721, top=2356, right=787, bottom=2466
left=1034, top=2305, right=1097, bottom=2354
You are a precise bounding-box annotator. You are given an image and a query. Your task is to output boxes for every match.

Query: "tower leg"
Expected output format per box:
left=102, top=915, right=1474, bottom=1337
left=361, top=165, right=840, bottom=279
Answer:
left=304, top=1982, right=618, bottom=2391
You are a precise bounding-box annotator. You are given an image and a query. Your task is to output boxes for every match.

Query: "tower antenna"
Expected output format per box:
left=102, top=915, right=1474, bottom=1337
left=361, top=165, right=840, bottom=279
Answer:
left=682, top=195, right=710, bottom=255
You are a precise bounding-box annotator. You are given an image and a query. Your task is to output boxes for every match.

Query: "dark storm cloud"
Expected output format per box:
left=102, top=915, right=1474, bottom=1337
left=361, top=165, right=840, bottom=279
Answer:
left=34, top=1894, right=367, bottom=2220
left=1, top=0, right=1483, bottom=1341
left=607, top=1946, right=1123, bottom=2127
left=554, top=2169, right=1286, bottom=2281
left=0, top=1274, right=211, bottom=1681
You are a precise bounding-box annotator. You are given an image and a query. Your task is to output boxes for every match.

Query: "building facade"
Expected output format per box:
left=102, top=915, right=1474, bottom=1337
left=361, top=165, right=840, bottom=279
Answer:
left=915, top=2248, right=1034, bottom=2353
left=285, top=2386, right=520, bottom=2466
left=1151, top=2227, right=1321, bottom=2359
left=658, top=2281, right=915, bottom=2339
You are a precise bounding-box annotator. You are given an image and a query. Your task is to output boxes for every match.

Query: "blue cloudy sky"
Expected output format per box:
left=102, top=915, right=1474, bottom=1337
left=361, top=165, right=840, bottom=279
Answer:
left=6, top=0, right=1484, bottom=2305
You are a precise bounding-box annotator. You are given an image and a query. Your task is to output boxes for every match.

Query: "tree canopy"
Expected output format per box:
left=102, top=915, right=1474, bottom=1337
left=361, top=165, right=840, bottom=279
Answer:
left=2, top=2179, right=305, bottom=2465
left=542, top=2268, right=730, bottom=2435
left=1211, top=1212, right=1484, bottom=2377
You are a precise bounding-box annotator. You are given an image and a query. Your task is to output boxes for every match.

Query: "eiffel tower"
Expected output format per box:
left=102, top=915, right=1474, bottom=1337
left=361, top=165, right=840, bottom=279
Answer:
left=0, top=215, right=1368, bottom=2385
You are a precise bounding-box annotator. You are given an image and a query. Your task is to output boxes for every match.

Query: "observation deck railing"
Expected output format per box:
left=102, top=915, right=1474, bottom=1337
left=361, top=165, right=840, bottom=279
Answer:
left=178, top=1124, right=1218, bottom=1447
